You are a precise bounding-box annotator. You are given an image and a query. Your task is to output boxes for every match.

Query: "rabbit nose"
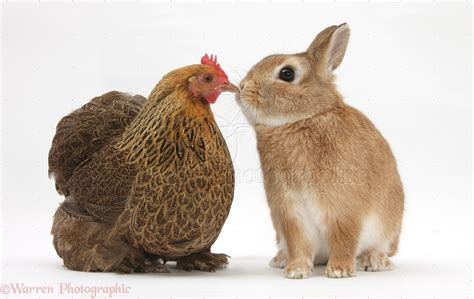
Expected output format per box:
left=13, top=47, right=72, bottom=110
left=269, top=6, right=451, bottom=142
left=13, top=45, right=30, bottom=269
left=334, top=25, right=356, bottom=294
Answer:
left=240, top=81, right=247, bottom=90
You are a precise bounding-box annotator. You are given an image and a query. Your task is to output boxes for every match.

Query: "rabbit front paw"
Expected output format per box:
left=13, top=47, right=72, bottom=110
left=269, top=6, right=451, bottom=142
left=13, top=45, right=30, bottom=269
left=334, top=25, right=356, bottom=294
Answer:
left=326, top=261, right=354, bottom=278
left=284, top=259, right=313, bottom=279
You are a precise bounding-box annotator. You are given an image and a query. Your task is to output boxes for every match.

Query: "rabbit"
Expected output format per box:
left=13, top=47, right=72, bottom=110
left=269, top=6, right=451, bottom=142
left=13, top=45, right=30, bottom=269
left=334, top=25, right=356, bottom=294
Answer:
left=236, top=23, right=404, bottom=279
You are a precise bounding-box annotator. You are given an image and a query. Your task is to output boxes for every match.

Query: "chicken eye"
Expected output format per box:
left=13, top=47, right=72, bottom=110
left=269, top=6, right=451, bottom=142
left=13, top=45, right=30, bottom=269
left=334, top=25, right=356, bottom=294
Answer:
left=203, top=74, right=214, bottom=83
left=279, top=67, right=295, bottom=82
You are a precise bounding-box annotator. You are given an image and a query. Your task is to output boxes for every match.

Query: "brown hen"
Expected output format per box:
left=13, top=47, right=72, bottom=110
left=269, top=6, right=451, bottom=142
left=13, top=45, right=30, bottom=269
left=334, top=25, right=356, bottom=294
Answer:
left=49, top=57, right=238, bottom=273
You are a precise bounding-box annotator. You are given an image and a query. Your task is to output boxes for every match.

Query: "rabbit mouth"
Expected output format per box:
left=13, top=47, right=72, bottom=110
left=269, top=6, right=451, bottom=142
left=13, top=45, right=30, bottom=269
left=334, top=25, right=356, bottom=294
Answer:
left=238, top=86, right=261, bottom=105
left=235, top=92, right=261, bottom=126
left=238, top=94, right=315, bottom=127
left=238, top=86, right=308, bottom=127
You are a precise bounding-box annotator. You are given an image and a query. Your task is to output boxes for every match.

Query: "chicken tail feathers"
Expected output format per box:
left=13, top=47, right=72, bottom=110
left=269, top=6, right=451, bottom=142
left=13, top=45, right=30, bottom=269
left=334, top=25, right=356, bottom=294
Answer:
left=48, top=91, right=146, bottom=195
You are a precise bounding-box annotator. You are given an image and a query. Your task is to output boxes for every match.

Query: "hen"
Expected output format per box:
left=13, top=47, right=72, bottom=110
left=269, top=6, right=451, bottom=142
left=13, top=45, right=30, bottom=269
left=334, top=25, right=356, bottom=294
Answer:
left=49, top=55, right=238, bottom=273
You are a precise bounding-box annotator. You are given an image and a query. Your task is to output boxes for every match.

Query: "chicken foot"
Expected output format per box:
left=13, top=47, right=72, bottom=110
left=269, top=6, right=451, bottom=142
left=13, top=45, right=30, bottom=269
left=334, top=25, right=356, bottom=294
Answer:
left=176, top=250, right=229, bottom=272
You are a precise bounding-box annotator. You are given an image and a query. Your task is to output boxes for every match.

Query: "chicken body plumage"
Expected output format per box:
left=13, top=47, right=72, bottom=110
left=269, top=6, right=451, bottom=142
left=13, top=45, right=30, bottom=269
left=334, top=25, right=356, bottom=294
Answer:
left=50, top=83, right=234, bottom=272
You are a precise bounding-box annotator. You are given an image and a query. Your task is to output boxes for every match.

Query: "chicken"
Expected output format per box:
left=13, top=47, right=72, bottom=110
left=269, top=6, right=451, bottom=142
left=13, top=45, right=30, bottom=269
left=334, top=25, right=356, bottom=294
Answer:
left=49, top=54, right=239, bottom=273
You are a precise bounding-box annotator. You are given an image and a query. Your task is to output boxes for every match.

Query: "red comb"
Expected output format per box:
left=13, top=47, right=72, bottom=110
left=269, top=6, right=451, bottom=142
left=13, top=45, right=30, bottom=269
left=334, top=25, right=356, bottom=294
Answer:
left=201, top=54, right=229, bottom=81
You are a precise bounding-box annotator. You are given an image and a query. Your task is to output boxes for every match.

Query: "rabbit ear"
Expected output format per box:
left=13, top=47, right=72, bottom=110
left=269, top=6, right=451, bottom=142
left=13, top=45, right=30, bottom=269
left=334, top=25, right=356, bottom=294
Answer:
left=306, top=23, right=350, bottom=78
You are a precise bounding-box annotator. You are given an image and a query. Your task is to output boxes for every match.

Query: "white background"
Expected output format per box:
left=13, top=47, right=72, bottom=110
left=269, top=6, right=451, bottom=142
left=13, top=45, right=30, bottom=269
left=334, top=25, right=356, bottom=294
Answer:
left=1, top=2, right=472, bottom=297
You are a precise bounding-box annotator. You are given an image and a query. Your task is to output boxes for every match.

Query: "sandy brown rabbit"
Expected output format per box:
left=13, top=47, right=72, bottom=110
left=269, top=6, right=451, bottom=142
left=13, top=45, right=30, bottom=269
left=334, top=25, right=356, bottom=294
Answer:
left=236, top=23, right=404, bottom=279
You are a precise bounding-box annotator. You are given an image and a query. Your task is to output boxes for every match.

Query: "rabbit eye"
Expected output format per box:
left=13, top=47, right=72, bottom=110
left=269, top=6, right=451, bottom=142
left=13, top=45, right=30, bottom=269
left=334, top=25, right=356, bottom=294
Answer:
left=279, top=67, right=295, bottom=82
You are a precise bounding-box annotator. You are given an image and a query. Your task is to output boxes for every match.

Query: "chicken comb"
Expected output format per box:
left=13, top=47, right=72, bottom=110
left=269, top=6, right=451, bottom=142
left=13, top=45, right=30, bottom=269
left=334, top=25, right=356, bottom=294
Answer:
left=201, top=54, right=229, bottom=81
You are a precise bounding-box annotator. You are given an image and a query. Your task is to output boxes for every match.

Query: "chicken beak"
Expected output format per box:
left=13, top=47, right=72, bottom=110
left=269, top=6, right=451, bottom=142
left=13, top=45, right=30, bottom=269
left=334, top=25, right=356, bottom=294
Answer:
left=221, top=81, right=240, bottom=94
